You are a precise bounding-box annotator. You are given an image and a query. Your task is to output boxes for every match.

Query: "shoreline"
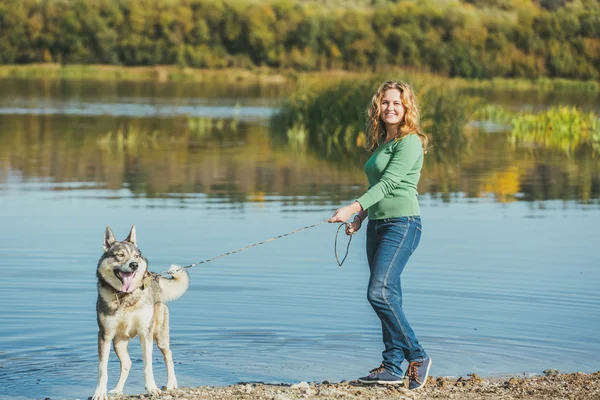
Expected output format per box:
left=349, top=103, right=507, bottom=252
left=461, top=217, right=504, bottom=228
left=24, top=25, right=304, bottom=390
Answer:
left=1, top=64, right=598, bottom=93
left=103, top=370, right=599, bottom=400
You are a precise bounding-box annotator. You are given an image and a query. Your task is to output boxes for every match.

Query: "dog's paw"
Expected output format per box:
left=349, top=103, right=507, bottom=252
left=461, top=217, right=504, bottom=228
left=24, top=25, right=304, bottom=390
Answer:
left=91, top=387, right=108, bottom=400
left=165, top=378, right=178, bottom=390
left=167, top=264, right=183, bottom=276
left=108, top=388, right=123, bottom=395
left=145, top=384, right=162, bottom=397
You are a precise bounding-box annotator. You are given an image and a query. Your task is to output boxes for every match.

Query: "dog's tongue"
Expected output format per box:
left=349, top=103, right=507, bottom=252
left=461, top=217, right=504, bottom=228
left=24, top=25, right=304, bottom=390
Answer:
left=121, top=272, right=135, bottom=292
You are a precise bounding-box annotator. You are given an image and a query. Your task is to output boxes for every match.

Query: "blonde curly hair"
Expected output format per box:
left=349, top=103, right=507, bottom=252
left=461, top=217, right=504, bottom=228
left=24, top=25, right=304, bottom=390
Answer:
left=365, top=80, right=428, bottom=153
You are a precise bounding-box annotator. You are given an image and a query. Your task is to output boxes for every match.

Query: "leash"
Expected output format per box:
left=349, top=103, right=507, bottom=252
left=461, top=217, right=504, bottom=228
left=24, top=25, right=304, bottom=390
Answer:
left=334, top=222, right=353, bottom=267
left=157, top=219, right=353, bottom=276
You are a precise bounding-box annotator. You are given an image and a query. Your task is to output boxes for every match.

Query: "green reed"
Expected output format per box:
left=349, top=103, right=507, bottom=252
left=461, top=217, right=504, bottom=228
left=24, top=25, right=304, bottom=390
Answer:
left=418, top=86, right=482, bottom=162
left=462, top=104, right=600, bottom=156
left=472, top=104, right=600, bottom=154
left=509, top=106, right=600, bottom=156
left=460, top=77, right=600, bottom=93
left=271, top=77, right=482, bottom=163
left=0, top=64, right=290, bottom=85
left=272, top=74, right=600, bottom=164
left=3, top=63, right=599, bottom=97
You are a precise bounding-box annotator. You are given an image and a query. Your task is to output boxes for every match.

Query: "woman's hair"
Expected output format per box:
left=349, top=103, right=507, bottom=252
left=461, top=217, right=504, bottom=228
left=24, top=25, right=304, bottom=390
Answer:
left=365, top=80, right=428, bottom=153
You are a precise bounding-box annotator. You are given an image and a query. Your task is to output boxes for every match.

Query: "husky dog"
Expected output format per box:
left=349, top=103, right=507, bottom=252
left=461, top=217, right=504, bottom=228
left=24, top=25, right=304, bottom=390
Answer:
left=92, top=226, right=189, bottom=400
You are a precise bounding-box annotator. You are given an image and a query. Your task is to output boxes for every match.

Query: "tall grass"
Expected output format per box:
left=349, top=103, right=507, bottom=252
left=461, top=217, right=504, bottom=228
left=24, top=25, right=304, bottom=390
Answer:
left=271, top=77, right=482, bottom=162
left=0, top=64, right=288, bottom=84
left=1, top=64, right=599, bottom=96
left=273, top=75, right=600, bottom=162
left=272, top=78, right=374, bottom=161
left=461, top=77, right=600, bottom=93
left=509, top=107, right=600, bottom=156
left=418, top=86, right=482, bottom=162
left=472, top=104, right=600, bottom=156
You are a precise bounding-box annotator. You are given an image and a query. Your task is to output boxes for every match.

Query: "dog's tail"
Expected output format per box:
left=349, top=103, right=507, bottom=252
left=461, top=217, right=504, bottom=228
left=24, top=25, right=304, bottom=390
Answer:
left=159, top=264, right=190, bottom=302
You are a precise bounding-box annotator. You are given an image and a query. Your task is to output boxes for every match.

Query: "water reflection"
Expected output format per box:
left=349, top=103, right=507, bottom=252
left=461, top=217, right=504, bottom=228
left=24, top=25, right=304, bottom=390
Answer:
left=0, top=114, right=363, bottom=206
left=0, top=100, right=276, bottom=119
left=0, top=113, right=598, bottom=207
left=0, top=77, right=289, bottom=103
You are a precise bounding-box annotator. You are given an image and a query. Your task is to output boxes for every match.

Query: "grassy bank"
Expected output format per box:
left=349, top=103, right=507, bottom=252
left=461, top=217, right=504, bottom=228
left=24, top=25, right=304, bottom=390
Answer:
left=0, top=64, right=290, bottom=84
left=1, top=64, right=598, bottom=94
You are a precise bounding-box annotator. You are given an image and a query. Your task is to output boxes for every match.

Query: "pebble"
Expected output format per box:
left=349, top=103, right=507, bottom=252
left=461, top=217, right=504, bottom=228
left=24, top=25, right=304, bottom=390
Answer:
left=544, top=369, right=560, bottom=377
left=290, top=381, right=310, bottom=391
left=241, top=384, right=255, bottom=394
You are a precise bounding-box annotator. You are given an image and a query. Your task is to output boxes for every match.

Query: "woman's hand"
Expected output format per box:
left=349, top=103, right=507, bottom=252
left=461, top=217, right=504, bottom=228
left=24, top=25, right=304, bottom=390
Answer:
left=345, top=216, right=362, bottom=235
left=329, top=201, right=365, bottom=236
left=328, top=203, right=359, bottom=224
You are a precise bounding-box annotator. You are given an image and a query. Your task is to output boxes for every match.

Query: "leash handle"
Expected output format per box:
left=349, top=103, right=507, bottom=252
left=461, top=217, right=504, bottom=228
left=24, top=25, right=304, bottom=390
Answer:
left=334, top=223, right=353, bottom=267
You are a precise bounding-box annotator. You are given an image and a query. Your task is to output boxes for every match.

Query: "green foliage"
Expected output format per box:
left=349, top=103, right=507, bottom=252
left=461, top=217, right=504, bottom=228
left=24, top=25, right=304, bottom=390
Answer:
left=271, top=78, right=375, bottom=160
left=272, top=76, right=483, bottom=163
left=273, top=75, right=600, bottom=166
left=419, top=86, right=483, bottom=162
left=509, top=106, right=600, bottom=156
left=1, top=0, right=600, bottom=78
left=470, top=104, right=600, bottom=155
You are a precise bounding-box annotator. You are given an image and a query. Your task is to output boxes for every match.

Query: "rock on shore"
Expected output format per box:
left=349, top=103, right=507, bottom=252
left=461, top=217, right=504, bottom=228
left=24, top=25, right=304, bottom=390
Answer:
left=105, top=370, right=599, bottom=400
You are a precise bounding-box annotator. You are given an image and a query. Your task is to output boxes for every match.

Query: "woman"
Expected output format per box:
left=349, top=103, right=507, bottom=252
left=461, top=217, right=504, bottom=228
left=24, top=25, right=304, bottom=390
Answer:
left=328, top=81, right=431, bottom=389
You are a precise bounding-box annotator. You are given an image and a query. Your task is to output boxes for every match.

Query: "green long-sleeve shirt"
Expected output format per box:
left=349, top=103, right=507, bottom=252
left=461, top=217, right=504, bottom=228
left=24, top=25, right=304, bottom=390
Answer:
left=356, top=133, right=423, bottom=220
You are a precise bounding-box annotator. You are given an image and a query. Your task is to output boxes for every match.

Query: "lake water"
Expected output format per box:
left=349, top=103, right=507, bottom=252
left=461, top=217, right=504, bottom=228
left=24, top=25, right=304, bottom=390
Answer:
left=0, top=78, right=598, bottom=399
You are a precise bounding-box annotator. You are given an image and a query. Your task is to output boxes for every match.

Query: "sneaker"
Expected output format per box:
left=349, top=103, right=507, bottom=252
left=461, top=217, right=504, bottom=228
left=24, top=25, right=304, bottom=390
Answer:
left=406, top=357, right=432, bottom=390
left=358, top=364, right=403, bottom=385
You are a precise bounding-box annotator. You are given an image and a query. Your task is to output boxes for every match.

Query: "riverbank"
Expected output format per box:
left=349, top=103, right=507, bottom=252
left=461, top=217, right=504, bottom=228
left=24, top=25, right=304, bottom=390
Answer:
left=0, top=64, right=293, bottom=84
left=1, top=64, right=598, bottom=93
left=106, top=370, right=599, bottom=400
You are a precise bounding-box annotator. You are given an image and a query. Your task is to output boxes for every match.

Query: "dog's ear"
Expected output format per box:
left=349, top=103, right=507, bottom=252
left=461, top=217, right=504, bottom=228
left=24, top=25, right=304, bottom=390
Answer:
left=104, top=227, right=116, bottom=252
left=125, top=225, right=137, bottom=246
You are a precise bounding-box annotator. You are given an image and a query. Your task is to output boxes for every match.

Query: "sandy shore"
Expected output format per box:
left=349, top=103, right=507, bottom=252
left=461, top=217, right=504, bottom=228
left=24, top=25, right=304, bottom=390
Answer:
left=107, top=370, right=599, bottom=400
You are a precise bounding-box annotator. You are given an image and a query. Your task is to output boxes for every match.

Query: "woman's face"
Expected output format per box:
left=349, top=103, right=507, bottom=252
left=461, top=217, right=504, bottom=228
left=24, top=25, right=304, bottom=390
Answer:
left=380, top=89, right=405, bottom=128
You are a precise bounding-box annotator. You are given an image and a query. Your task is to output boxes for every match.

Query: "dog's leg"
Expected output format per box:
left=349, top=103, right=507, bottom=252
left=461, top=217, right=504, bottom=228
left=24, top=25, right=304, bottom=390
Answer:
left=155, top=310, right=177, bottom=390
left=156, top=334, right=178, bottom=389
left=109, top=336, right=131, bottom=395
left=140, top=332, right=161, bottom=396
left=92, top=332, right=111, bottom=400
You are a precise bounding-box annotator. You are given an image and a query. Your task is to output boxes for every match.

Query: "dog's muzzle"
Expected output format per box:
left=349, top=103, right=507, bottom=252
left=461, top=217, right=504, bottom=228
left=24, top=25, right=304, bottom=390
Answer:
left=114, top=262, right=139, bottom=293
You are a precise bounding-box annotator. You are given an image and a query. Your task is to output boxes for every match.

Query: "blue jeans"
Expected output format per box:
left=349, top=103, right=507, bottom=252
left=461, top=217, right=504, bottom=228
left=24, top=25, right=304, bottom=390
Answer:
left=366, top=216, right=427, bottom=377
